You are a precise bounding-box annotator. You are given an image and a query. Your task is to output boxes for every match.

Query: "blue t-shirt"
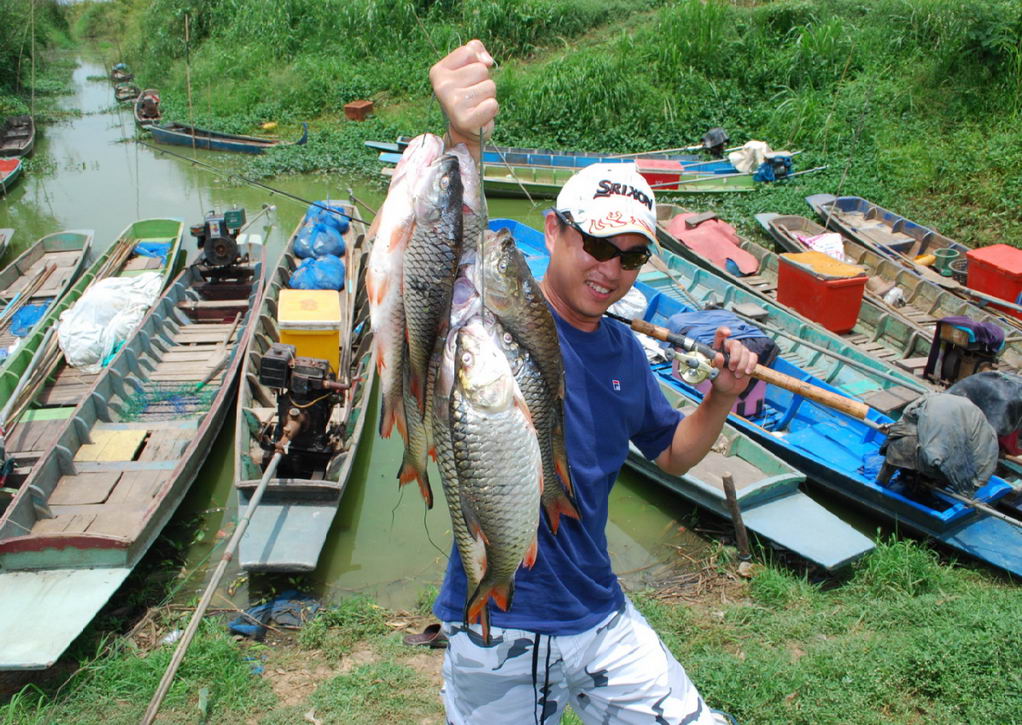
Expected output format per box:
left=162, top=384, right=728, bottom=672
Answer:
left=433, top=311, right=683, bottom=635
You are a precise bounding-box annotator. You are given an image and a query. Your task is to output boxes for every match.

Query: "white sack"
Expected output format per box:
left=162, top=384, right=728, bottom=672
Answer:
left=57, top=272, right=163, bottom=373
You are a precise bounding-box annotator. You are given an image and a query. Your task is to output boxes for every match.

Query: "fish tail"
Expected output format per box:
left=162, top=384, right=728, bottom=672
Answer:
left=379, top=391, right=408, bottom=442
left=464, top=589, right=493, bottom=646
left=552, top=424, right=575, bottom=498
left=543, top=493, right=581, bottom=536
left=397, top=460, right=433, bottom=509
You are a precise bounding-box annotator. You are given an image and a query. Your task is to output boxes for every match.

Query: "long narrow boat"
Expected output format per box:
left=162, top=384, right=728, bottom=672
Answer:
left=367, top=136, right=708, bottom=165
left=491, top=218, right=875, bottom=571
left=234, top=202, right=374, bottom=572
left=656, top=205, right=939, bottom=382
left=133, top=89, right=162, bottom=128
left=754, top=212, right=1022, bottom=376
left=628, top=216, right=929, bottom=414
left=806, top=194, right=1022, bottom=325
left=148, top=121, right=308, bottom=154
left=0, top=229, right=93, bottom=365
left=0, top=220, right=184, bottom=496
left=0, top=239, right=264, bottom=670
left=0, top=116, right=35, bottom=158
left=496, top=218, right=1022, bottom=578
left=114, top=83, right=140, bottom=104
left=0, top=159, right=23, bottom=194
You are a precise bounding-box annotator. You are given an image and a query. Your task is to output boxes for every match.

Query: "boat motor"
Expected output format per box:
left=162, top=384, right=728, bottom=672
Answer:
left=191, top=208, right=246, bottom=269
left=257, top=343, right=351, bottom=479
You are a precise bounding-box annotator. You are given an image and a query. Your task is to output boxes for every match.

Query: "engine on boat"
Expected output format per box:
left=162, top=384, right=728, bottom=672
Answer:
left=258, top=342, right=348, bottom=479
left=191, top=208, right=246, bottom=270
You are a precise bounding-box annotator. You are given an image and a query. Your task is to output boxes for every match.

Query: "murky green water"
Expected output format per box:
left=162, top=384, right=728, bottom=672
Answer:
left=0, top=58, right=757, bottom=611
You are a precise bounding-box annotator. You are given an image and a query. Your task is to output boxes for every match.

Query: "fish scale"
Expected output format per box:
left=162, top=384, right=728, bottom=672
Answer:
left=402, top=154, right=464, bottom=413
left=449, top=319, right=541, bottom=641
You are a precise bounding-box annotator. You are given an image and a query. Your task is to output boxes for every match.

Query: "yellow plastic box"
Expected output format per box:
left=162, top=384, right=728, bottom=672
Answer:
left=278, top=289, right=342, bottom=373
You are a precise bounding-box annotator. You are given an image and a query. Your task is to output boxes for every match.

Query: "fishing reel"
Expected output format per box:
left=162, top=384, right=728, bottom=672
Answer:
left=665, top=346, right=719, bottom=385
left=258, top=343, right=350, bottom=478
left=191, top=208, right=246, bottom=268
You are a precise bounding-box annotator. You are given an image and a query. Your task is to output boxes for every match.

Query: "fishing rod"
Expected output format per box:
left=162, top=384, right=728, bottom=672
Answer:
left=604, top=310, right=886, bottom=431
left=136, top=140, right=372, bottom=227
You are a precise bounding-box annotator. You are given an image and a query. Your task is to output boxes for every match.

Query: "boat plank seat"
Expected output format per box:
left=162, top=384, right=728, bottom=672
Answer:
left=122, top=255, right=165, bottom=272
left=690, top=452, right=766, bottom=493
left=147, top=372, right=223, bottom=384
left=894, top=356, right=929, bottom=374
left=33, top=506, right=147, bottom=540
left=176, top=299, right=249, bottom=311
left=75, top=429, right=148, bottom=462
left=48, top=471, right=121, bottom=505
left=5, top=419, right=68, bottom=457
left=162, top=348, right=227, bottom=362
left=37, top=366, right=102, bottom=406
left=106, top=470, right=168, bottom=504
left=858, top=386, right=919, bottom=415
left=32, top=512, right=96, bottom=536
left=93, top=419, right=199, bottom=431
left=137, top=428, right=191, bottom=461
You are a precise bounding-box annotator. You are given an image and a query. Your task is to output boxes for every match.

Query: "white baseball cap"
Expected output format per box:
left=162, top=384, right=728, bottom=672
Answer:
left=554, top=162, right=657, bottom=246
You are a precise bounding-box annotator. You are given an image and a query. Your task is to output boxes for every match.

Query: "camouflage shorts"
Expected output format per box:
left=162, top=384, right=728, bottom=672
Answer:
left=440, top=597, right=720, bottom=725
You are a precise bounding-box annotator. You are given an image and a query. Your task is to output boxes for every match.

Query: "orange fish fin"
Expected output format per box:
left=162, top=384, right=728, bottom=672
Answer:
left=544, top=494, right=581, bottom=536
left=460, top=496, right=489, bottom=547
left=523, top=535, right=538, bottom=569
left=490, top=581, right=515, bottom=611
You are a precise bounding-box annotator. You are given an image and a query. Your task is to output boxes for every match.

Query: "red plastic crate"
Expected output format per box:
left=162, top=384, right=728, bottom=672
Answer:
left=777, top=252, right=867, bottom=333
left=966, top=244, right=1022, bottom=320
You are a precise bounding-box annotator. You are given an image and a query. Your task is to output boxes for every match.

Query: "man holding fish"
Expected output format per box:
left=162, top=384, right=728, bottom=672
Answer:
left=412, top=39, right=757, bottom=725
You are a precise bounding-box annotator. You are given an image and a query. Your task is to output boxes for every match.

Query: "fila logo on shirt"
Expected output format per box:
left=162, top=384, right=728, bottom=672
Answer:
left=611, top=379, right=621, bottom=391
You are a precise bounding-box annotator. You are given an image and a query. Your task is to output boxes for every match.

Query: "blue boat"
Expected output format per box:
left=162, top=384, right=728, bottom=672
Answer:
left=496, top=217, right=1022, bottom=578
left=488, top=218, right=875, bottom=571
left=148, top=121, right=308, bottom=154
left=379, top=150, right=736, bottom=175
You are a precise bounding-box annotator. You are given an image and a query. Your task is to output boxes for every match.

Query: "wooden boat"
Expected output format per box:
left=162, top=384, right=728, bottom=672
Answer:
left=0, top=116, right=35, bottom=158
left=0, top=238, right=264, bottom=670
left=110, top=66, right=133, bottom=83
left=0, top=220, right=184, bottom=498
left=382, top=158, right=750, bottom=200
left=805, top=194, right=1022, bottom=324
left=0, top=229, right=93, bottom=365
left=133, top=88, right=161, bottom=127
left=234, top=202, right=374, bottom=572
left=754, top=212, right=1022, bottom=376
left=114, top=83, right=140, bottom=103
left=495, top=218, right=1022, bottom=578
left=367, top=136, right=709, bottom=165
left=0, top=159, right=23, bottom=194
left=148, top=121, right=308, bottom=154
left=493, top=218, right=875, bottom=571
left=654, top=206, right=939, bottom=384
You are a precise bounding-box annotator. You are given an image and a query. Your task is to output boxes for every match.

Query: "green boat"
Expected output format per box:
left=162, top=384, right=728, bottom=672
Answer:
left=0, top=238, right=262, bottom=670
left=0, top=219, right=184, bottom=497
left=0, top=229, right=94, bottom=366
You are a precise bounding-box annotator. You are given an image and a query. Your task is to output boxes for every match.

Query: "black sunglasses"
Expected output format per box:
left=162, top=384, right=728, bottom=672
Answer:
left=554, top=209, right=652, bottom=271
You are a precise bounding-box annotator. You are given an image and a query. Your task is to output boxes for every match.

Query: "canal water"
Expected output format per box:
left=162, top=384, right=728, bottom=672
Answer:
left=0, top=58, right=718, bottom=611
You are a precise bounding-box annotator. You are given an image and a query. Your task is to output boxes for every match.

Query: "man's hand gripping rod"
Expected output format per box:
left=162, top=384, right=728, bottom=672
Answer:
left=605, top=312, right=888, bottom=432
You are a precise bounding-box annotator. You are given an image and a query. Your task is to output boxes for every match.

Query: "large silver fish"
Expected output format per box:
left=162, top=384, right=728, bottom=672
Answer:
left=489, top=312, right=579, bottom=534
left=365, top=133, right=444, bottom=441
left=482, top=228, right=576, bottom=505
left=449, top=316, right=542, bottom=643
left=402, top=153, right=464, bottom=416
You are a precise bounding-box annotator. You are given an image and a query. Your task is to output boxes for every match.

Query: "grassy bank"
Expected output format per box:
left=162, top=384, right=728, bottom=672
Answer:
left=72, top=0, right=1022, bottom=247
left=2, top=539, right=1019, bottom=724
left=0, top=0, right=75, bottom=123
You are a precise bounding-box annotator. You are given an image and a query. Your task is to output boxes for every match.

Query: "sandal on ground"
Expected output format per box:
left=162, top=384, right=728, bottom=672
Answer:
left=403, top=623, right=448, bottom=649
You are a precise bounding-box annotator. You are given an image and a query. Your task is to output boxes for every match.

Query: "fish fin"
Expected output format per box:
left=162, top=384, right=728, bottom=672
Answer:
left=465, top=585, right=493, bottom=645
left=523, top=535, right=538, bottom=570
left=428, top=446, right=437, bottom=462
left=552, top=424, right=575, bottom=498
left=460, top=495, right=489, bottom=547
left=387, top=223, right=409, bottom=253
left=396, top=460, right=433, bottom=509
left=378, top=392, right=408, bottom=442
left=409, top=368, right=426, bottom=414
left=543, top=493, right=581, bottom=536
left=365, top=271, right=389, bottom=305
left=513, top=395, right=535, bottom=429
left=490, top=580, right=515, bottom=611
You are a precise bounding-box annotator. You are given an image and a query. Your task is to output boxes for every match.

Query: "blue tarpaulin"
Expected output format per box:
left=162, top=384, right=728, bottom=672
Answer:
left=134, top=241, right=171, bottom=265
left=9, top=302, right=49, bottom=337
left=228, top=590, right=320, bottom=638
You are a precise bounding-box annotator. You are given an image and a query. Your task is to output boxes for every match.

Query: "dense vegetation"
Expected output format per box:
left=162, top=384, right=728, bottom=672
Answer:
left=0, top=0, right=73, bottom=118
left=74, top=0, right=1022, bottom=246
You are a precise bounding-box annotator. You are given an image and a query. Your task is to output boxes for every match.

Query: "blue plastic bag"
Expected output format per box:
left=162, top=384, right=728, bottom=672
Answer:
left=134, top=241, right=171, bottom=264
left=293, top=223, right=345, bottom=259
left=9, top=302, right=49, bottom=337
left=289, top=255, right=346, bottom=290
left=304, top=202, right=350, bottom=235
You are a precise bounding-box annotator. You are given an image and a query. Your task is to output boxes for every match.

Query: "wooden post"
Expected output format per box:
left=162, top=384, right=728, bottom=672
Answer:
left=721, top=473, right=751, bottom=561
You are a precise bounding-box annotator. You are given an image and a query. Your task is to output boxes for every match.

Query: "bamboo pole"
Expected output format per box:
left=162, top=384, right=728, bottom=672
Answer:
left=142, top=450, right=285, bottom=725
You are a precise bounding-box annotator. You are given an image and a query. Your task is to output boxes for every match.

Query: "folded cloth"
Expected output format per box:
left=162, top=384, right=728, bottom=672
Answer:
left=228, top=589, right=321, bottom=638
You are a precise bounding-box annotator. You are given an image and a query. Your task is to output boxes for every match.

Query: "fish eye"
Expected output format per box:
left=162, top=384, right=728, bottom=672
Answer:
left=497, top=259, right=508, bottom=273
left=502, top=332, right=513, bottom=345
left=460, top=351, right=473, bottom=366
